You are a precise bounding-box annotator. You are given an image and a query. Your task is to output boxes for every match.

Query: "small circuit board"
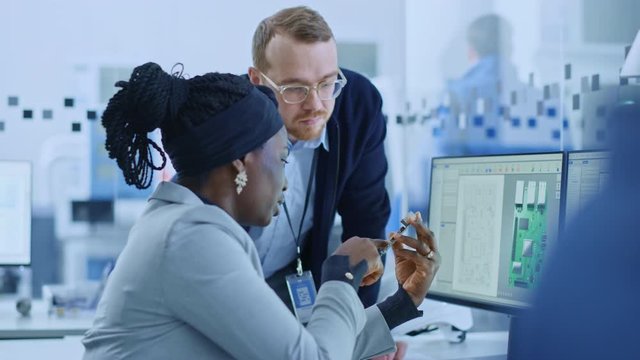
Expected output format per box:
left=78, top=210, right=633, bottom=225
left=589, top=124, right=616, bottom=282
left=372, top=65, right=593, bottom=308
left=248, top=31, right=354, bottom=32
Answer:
left=509, top=180, right=547, bottom=289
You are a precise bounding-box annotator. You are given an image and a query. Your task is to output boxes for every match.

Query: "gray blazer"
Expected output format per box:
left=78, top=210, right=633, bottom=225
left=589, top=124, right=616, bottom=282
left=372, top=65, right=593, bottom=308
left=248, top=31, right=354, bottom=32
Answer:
left=82, top=181, right=395, bottom=360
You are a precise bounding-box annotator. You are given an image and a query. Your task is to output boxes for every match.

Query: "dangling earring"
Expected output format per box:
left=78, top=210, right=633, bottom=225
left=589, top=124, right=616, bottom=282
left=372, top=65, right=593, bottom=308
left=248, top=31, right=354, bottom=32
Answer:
left=234, top=169, right=248, bottom=195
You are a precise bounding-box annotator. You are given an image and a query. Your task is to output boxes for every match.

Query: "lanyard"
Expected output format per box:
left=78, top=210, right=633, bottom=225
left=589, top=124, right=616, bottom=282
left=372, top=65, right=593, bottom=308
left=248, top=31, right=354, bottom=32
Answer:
left=283, top=149, right=318, bottom=276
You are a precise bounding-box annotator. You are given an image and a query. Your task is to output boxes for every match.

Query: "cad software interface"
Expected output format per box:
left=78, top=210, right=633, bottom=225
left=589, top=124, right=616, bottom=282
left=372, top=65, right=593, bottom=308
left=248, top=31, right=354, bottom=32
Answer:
left=565, top=151, right=610, bottom=223
left=0, top=161, right=31, bottom=265
left=427, top=153, right=563, bottom=309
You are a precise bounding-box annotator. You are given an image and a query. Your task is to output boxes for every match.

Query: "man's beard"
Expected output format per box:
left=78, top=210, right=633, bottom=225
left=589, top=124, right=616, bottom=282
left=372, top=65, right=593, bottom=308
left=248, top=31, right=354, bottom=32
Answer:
left=289, top=110, right=328, bottom=141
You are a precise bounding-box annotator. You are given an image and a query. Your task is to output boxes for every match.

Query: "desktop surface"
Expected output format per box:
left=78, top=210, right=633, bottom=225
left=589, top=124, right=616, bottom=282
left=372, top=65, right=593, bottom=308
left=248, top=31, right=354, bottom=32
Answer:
left=0, top=298, right=94, bottom=339
left=427, top=153, right=564, bottom=313
left=0, top=326, right=508, bottom=360
left=395, top=331, right=509, bottom=360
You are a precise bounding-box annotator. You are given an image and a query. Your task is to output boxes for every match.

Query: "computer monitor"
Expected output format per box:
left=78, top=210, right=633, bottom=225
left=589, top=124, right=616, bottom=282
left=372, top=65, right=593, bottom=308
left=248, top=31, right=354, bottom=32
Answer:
left=0, top=160, right=32, bottom=265
left=426, top=152, right=565, bottom=314
left=564, top=150, right=611, bottom=225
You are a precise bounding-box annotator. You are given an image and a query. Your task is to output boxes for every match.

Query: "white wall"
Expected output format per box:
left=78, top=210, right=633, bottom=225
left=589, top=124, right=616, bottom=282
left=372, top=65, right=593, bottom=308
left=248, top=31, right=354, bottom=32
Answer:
left=1, top=0, right=405, bottom=106
left=0, top=0, right=406, bottom=209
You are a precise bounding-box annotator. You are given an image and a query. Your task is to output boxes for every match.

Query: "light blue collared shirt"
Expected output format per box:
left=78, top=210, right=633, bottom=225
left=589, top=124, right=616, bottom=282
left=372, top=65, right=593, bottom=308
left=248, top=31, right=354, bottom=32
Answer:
left=250, top=128, right=330, bottom=278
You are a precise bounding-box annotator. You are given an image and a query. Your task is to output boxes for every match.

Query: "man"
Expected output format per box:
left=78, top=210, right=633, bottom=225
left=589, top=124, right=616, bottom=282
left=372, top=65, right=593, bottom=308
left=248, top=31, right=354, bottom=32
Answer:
left=445, top=14, right=521, bottom=155
left=448, top=14, right=518, bottom=104
left=247, top=6, right=390, bottom=310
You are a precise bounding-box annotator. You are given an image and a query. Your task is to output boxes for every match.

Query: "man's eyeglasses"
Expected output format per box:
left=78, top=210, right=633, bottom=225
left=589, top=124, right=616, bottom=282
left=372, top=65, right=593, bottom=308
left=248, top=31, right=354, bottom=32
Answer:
left=259, top=69, right=348, bottom=105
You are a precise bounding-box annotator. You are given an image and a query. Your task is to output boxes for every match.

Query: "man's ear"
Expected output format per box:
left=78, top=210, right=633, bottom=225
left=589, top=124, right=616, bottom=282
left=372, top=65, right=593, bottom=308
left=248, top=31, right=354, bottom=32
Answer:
left=248, top=67, right=261, bottom=85
left=467, top=47, right=479, bottom=63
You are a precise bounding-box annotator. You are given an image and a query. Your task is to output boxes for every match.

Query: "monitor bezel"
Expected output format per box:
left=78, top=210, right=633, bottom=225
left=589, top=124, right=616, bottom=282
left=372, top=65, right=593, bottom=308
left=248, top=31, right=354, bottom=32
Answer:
left=425, top=151, right=566, bottom=315
left=0, top=159, right=32, bottom=266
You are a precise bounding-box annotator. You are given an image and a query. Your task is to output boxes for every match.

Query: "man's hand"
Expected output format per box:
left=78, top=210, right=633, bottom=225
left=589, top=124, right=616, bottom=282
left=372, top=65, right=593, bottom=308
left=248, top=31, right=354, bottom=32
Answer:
left=391, top=212, right=440, bottom=306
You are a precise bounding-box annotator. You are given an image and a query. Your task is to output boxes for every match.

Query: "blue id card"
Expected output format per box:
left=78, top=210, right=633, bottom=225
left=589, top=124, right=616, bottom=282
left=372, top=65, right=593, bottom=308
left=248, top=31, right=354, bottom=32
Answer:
left=285, top=270, right=317, bottom=324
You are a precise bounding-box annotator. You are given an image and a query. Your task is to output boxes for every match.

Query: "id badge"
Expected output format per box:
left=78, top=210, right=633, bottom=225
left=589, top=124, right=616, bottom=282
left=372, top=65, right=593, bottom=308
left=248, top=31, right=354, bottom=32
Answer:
left=285, top=270, right=317, bottom=324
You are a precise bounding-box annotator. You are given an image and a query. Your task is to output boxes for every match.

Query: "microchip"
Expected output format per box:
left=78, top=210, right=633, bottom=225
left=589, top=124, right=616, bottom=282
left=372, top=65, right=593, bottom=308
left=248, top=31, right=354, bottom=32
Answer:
left=519, top=218, right=529, bottom=230
left=522, top=240, right=533, bottom=257
left=512, top=261, right=522, bottom=274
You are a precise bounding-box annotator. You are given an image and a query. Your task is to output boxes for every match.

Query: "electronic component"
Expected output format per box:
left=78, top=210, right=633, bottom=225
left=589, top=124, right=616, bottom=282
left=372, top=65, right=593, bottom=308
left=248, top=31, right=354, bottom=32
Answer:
left=515, top=180, right=524, bottom=206
left=378, top=212, right=415, bottom=255
left=512, top=261, right=522, bottom=274
left=522, top=239, right=533, bottom=257
left=538, top=181, right=547, bottom=207
left=526, top=181, right=536, bottom=207
left=519, top=218, right=529, bottom=230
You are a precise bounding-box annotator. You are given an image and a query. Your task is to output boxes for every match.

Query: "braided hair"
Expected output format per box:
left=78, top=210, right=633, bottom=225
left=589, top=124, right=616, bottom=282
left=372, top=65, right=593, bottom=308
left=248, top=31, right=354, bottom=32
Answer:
left=102, top=62, right=253, bottom=189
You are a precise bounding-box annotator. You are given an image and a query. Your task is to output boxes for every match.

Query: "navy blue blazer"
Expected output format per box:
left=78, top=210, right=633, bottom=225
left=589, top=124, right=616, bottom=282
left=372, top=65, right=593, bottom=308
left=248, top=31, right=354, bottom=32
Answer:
left=301, top=68, right=391, bottom=307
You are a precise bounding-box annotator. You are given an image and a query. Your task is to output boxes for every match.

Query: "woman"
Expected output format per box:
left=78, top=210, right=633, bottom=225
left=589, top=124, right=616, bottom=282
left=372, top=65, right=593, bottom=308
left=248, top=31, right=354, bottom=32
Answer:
left=82, top=62, right=440, bottom=359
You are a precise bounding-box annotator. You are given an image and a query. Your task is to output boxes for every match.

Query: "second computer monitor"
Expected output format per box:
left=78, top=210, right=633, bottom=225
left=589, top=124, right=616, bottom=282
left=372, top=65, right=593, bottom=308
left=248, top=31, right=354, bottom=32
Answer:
left=427, top=152, right=564, bottom=313
left=565, top=150, right=611, bottom=225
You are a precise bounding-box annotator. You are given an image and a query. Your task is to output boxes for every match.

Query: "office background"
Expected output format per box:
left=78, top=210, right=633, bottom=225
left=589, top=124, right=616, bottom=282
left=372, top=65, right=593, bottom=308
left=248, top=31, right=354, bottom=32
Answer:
left=1, top=0, right=638, bottom=337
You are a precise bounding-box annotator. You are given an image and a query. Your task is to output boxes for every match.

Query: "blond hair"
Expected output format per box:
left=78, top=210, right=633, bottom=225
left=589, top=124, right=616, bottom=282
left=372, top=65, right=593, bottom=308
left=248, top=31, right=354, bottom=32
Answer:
left=252, top=6, right=334, bottom=71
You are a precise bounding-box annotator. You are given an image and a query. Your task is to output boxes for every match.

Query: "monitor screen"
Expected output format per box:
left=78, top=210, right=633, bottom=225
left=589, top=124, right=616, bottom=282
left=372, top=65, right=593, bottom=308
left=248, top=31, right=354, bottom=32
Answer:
left=565, top=150, right=611, bottom=224
left=427, top=152, right=564, bottom=313
left=0, top=160, right=32, bottom=265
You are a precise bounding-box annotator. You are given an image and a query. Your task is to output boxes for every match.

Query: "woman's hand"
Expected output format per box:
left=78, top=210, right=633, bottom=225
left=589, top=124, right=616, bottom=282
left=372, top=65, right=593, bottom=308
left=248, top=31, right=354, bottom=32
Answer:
left=333, top=236, right=385, bottom=286
left=391, top=212, right=440, bottom=306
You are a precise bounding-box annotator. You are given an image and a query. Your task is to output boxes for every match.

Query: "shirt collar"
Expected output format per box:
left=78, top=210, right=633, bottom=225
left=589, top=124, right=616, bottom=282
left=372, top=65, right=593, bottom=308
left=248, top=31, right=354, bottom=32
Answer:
left=289, top=126, right=330, bottom=152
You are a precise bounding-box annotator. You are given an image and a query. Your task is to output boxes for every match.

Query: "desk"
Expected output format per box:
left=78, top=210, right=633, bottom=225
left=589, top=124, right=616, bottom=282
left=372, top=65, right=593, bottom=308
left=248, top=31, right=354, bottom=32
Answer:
left=0, top=299, right=94, bottom=339
left=0, top=332, right=508, bottom=360
left=0, top=335, right=85, bottom=359
left=398, top=331, right=508, bottom=360
left=0, top=299, right=508, bottom=359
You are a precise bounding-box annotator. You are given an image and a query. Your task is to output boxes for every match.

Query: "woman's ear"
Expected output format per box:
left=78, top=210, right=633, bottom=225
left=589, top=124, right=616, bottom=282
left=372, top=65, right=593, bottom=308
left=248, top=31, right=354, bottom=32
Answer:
left=231, top=158, right=249, bottom=195
left=231, top=159, right=246, bottom=174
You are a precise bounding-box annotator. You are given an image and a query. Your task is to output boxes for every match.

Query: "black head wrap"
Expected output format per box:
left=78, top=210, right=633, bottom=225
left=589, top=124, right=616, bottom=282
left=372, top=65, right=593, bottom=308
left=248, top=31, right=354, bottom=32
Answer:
left=102, top=62, right=283, bottom=189
left=163, top=86, right=283, bottom=176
